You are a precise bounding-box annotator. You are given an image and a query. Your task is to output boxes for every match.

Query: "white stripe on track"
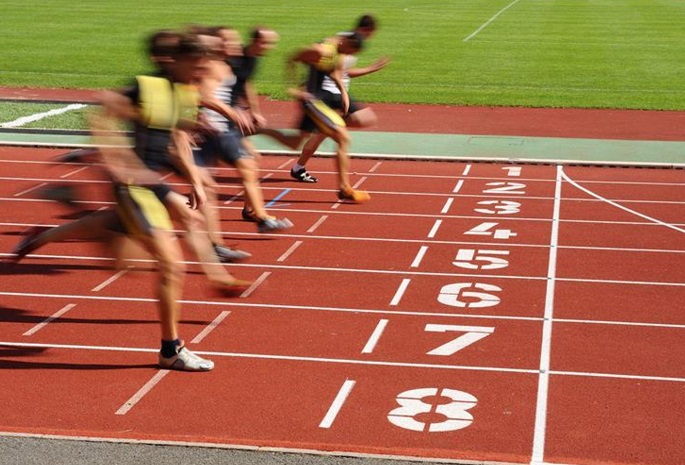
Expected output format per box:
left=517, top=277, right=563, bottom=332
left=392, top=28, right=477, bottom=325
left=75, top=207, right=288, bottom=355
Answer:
left=531, top=165, right=562, bottom=464
left=319, top=379, right=356, bottom=428
left=2, top=341, right=683, bottom=383
left=561, top=167, right=685, bottom=234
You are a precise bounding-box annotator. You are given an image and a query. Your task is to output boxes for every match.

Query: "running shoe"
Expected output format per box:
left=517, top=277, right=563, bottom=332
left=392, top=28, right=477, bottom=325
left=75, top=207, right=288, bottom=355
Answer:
left=56, top=148, right=99, bottom=164
left=213, top=244, right=251, bottom=263
left=216, top=279, right=253, bottom=297
left=337, top=188, right=371, bottom=204
left=10, top=226, right=51, bottom=263
left=258, top=217, right=294, bottom=233
left=38, top=184, right=79, bottom=208
left=158, top=346, right=214, bottom=372
left=290, top=167, right=318, bottom=183
left=241, top=207, right=260, bottom=223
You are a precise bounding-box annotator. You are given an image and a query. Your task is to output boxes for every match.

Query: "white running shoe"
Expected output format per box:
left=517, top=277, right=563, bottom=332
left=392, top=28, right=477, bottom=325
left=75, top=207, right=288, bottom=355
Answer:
left=159, top=347, right=214, bottom=372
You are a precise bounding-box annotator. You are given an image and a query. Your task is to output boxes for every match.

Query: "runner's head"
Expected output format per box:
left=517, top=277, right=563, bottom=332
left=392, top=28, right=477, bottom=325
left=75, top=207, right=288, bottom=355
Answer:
left=338, top=31, right=364, bottom=55
left=355, top=14, right=378, bottom=39
left=168, top=32, right=211, bottom=84
left=248, top=27, right=279, bottom=56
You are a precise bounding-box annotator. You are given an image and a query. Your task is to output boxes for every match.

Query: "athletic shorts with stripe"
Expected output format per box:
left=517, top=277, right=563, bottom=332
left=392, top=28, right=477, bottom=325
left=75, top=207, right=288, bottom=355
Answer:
left=297, top=98, right=346, bottom=137
left=113, top=184, right=174, bottom=237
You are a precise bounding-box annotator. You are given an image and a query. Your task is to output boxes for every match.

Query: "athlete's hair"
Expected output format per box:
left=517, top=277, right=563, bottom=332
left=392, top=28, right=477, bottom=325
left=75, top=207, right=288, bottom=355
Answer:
left=341, top=31, right=364, bottom=52
left=356, top=14, right=377, bottom=30
left=172, top=32, right=209, bottom=58
left=148, top=29, right=180, bottom=59
left=250, top=26, right=264, bottom=41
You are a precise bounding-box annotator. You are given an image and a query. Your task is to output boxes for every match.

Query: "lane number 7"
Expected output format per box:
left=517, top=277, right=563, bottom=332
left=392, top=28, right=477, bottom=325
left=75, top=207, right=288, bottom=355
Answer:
left=425, top=324, right=495, bottom=356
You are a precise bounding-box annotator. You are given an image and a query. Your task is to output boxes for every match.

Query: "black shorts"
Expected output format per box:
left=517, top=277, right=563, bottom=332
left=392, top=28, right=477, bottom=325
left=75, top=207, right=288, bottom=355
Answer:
left=194, top=129, right=248, bottom=167
left=297, top=99, right=347, bottom=137
left=320, top=90, right=363, bottom=115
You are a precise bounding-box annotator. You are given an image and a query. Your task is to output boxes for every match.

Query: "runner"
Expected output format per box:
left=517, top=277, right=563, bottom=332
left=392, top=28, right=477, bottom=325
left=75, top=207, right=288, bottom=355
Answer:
left=11, top=32, right=246, bottom=371
left=292, top=14, right=389, bottom=184
left=260, top=32, right=370, bottom=203
left=195, top=26, right=292, bottom=233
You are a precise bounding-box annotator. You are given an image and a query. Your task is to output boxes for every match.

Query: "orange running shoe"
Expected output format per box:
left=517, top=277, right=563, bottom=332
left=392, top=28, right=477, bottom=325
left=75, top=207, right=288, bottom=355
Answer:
left=337, top=188, right=371, bottom=204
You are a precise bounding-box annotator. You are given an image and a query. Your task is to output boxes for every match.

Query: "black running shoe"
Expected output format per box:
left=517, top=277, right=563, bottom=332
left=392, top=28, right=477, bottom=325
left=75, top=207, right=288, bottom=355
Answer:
left=10, top=226, right=51, bottom=262
left=213, top=244, right=251, bottom=263
left=241, top=208, right=260, bottom=223
left=290, top=167, right=318, bottom=183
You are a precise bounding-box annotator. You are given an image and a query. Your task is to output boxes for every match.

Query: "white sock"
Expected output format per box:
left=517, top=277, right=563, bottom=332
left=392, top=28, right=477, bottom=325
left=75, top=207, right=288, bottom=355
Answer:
left=293, top=163, right=305, bottom=171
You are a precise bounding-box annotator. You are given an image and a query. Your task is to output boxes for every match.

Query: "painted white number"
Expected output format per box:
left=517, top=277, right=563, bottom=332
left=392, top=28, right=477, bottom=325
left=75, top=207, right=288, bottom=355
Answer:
left=474, top=200, right=521, bottom=215
left=425, top=324, right=495, bottom=356
left=464, top=222, right=517, bottom=240
left=502, top=166, right=522, bottom=177
left=453, top=249, right=510, bottom=270
left=438, top=283, right=501, bottom=308
left=482, top=182, right=527, bottom=195
left=388, top=388, right=478, bottom=432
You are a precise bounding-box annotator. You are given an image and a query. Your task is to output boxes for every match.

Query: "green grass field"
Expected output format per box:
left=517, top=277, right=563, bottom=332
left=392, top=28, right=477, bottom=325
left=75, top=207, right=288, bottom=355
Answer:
left=1, top=0, right=685, bottom=110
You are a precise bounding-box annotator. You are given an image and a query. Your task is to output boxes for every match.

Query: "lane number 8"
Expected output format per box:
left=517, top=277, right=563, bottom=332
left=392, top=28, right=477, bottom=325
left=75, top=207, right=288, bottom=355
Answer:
left=388, top=388, right=478, bottom=432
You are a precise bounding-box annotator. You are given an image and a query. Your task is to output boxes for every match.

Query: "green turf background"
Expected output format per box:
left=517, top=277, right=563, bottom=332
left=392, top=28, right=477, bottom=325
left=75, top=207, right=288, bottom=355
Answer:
left=1, top=0, right=685, bottom=109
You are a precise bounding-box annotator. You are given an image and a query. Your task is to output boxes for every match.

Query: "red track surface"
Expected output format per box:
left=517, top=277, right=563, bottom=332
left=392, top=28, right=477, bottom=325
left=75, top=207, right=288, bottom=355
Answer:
left=1, top=145, right=683, bottom=465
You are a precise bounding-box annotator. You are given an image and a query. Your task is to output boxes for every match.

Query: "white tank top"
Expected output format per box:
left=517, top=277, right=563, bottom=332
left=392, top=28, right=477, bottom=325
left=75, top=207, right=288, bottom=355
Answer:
left=202, top=74, right=237, bottom=132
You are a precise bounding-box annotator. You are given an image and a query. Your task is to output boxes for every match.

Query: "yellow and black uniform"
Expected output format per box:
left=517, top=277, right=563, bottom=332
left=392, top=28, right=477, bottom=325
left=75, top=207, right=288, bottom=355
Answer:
left=298, top=41, right=346, bottom=137
left=114, top=75, right=200, bottom=237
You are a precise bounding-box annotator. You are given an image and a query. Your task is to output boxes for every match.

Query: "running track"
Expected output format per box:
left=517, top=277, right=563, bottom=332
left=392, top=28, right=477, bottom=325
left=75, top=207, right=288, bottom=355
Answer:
left=0, top=146, right=683, bottom=465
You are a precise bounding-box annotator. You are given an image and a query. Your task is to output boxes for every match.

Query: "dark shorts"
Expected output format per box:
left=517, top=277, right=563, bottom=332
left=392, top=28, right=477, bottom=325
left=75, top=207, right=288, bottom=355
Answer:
left=134, top=129, right=180, bottom=174
left=320, top=90, right=363, bottom=115
left=113, top=184, right=174, bottom=237
left=194, top=129, right=248, bottom=167
left=297, top=98, right=347, bottom=137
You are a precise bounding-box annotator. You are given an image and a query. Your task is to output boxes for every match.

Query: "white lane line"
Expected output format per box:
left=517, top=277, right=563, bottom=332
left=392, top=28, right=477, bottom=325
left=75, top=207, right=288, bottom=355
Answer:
left=462, top=164, right=472, bottom=176
left=410, top=245, right=429, bottom=268
left=13, top=182, right=48, bottom=197
left=368, top=162, right=383, bottom=173
left=115, top=370, right=170, bottom=416
left=531, top=165, right=563, bottom=464
left=319, top=379, right=356, bottom=428
left=307, top=215, right=328, bottom=233
left=60, top=166, right=89, bottom=179
left=427, top=219, right=442, bottom=238
left=9, top=340, right=685, bottom=382
left=223, top=190, right=244, bottom=205
left=561, top=168, right=685, bottom=234
left=463, top=0, right=522, bottom=42
left=277, top=159, right=294, bottom=170
left=390, top=278, right=411, bottom=306
left=190, top=311, right=231, bottom=344
left=352, top=177, right=367, bottom=189
left=362, top=319, right=389, bottom=354
left=0, top=290, right=546, bottom=322
left=91, top=267, right=132, bottom=292
left=556, top=318, right=685, bottom=329
left=277, top=241, right=303, bottom=262
left=452, top=179, right=464, bottom=193
left=22, top=304, right=77, bottom=337
left=1, top=103, right=87, bottom=128
left=441, top=198, right=454, bottom=214
left=3, top=257, right=684, bottom=286
left=240, top=272, right=271, bottom=298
